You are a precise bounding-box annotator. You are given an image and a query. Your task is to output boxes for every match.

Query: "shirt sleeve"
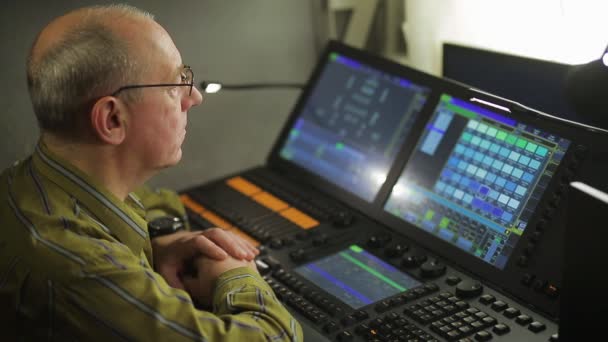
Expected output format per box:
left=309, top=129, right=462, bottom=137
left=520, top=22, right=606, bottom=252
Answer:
left=54, top=237, right=302, bottom=341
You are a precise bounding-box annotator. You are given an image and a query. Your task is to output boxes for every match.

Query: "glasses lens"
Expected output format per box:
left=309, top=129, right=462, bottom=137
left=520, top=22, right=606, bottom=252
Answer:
left=186, top=67, right=194, bottom=95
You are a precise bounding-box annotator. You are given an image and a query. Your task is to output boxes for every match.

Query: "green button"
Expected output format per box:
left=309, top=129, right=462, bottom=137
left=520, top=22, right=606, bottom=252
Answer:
left=526, top=142, right=538, bottom=153
left=516, top=138, right=527, bottom=149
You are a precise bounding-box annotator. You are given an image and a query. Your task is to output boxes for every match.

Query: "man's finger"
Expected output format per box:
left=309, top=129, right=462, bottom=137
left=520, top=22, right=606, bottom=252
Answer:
left=233, top=235, right=258, bottom=260
left=202, top=228, right=252, bottom=259
left=191, top=234, right=228, bottom=260
left=233, top=232, right=260, bottom=259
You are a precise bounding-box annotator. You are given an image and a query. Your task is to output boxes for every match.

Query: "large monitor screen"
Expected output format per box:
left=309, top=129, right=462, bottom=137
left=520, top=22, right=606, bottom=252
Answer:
left=294, top=245, right=421, bottom=309
left=384, top=94, right=571, bottom=269
left=279, top=53, right=431, bottom=202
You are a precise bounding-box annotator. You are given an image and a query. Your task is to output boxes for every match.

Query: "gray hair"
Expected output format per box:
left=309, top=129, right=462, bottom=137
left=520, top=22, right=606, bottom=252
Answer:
left=26, top=4, right=155, bottom=138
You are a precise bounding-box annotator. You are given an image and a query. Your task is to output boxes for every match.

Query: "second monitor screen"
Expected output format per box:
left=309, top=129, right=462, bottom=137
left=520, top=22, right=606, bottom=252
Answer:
left=279, top=53, right=430, bottom=202
left=385, top=94, right=570, bottom=269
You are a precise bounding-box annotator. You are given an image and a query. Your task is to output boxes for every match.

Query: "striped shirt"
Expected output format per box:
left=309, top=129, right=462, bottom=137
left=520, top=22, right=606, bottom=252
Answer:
left=0, top=142, right=302, bottom=341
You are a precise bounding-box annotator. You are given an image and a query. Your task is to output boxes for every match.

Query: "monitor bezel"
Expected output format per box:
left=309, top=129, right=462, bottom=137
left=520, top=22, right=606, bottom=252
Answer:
left=267, top=40, right=441, bottom=211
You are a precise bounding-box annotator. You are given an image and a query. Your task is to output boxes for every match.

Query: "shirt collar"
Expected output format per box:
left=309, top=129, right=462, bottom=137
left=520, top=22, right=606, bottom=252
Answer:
left=32, top=141, right=149, bottom=254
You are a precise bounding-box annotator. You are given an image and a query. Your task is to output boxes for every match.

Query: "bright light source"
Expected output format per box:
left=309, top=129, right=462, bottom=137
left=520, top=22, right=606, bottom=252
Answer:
left=603, top=53, right=608, bottom=67
left=391, top=183, right=412, bottom=199
left=203, top=82, right=222, bottom=93
left=370, top=170, right=387, bottom=186
left=470, top=97, right=511, bottom=113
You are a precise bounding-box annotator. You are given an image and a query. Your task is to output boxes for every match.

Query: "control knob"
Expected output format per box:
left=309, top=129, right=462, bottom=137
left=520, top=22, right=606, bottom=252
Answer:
left=385, top=244, right=409, bottom=258
left=420, top=259, right=447, bottom=278
left=367, top=234, right=392, bottom=249
left=455, top=279, right=483, bottom=298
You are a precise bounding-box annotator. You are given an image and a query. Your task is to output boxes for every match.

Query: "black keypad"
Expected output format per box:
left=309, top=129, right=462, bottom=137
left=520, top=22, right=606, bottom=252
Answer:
left=515, top=314, right=533, bottom=326
left=336, top=330, right=354, bottom=341
left=528, top=321, right=546, bottom=333
left=503, top=307, right=521, bottom=319
left=479, top=294, right=496, bottom=305
left=322, top=321, right=339, bottom=333
left=490, top=300, right=508, bottom=312
left=492, top=323, right=510, bottom=335
left=474, top=330, right=493, bottom=341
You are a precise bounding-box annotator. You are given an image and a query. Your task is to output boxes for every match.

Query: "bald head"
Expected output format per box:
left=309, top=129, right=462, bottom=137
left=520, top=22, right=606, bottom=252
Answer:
left=27, top=4, right=159, bottom=139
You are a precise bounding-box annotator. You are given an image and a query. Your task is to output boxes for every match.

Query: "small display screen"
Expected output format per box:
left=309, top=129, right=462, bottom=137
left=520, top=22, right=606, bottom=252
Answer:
left=279, top=53, right=430, bottom=202
left=294, top=245, right=421, bottom=309
left=385, top=94, right=571, bottom=269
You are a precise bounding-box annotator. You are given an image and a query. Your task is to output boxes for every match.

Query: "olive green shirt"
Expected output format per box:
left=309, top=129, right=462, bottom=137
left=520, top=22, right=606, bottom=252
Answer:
left=0, top=142, right=302, bottom=341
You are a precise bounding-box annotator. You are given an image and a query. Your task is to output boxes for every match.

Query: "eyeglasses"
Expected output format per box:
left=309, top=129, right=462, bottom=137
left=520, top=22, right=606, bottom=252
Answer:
left=111, top=65, right=194, bottom=96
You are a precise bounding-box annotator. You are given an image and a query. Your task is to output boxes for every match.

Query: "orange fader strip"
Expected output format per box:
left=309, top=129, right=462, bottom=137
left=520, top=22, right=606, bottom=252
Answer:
left=280, top=207, right=319, bottom=229
left=226, top=176, right=262, bottom=196
left=222, top=227, right=260, bottom=248
left=252, top=192, right=289, bottom=212
left=200, top=211, right=260, bottom=247
left=180, top=194, right=207, bottom=215
left=224, top=177, right=320, bottom=230
left=180, top=194, right=260, bottom=247
left=201, top=211, right=232, bottom=229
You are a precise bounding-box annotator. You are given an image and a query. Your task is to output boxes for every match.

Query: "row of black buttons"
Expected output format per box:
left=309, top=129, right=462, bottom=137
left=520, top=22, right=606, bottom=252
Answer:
left=272, top=268, right=345, bottom=317
left=366, top=235, right=451, bottom=282
left=405, top=293, right=471, bottom=324
left=244, top=173, right=354, bottom=227
left=237, top=215, right=301, bottom=246
left=374, top=283, right=440, bottom=314
left=188, top=186, right=302, bottom=244
left=428, top=306, right=506, bottom=341
left=354, top=311, right=439, bottom=341
left=265, top=276, right=329, bottom=324
left=185, top=208, right=215, bottom=230
left=514, top=147, right=586, bottom=305
left=478, top=294, right=547, bottom=333
left=521, top=273, right=560, bottom=298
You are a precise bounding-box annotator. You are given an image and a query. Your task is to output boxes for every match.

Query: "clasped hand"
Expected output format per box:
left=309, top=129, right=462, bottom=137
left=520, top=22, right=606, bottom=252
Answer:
left=151, top=228, right=259, bottom=306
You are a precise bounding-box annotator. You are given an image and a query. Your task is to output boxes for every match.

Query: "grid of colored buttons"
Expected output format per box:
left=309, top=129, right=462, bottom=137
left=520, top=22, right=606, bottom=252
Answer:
left=432, top=122, right=552, bottom=224
left=435, top=177, right=514, bottom=223
left=464, top=120, right=549, bottom=158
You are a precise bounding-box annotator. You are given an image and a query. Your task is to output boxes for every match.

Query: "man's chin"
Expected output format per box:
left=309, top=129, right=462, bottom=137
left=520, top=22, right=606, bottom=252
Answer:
left=156, top=150, right=183, bottom=170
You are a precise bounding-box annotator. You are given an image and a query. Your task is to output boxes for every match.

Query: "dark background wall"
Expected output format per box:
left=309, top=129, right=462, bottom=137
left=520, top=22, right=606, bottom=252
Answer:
left=0, top=0, right=317, bottom=191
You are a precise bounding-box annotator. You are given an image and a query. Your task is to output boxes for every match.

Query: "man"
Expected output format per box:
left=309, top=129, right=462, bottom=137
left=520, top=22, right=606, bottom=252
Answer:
left=0, top=4, right=302, bottom=341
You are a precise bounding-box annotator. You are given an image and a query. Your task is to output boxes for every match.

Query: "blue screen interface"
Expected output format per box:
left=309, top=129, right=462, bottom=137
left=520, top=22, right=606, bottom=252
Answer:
left=294, top=245, right=421, bottom=309
left=385, top=94, right=571, bottom=269
left=279, top=53, right=430, bottom=202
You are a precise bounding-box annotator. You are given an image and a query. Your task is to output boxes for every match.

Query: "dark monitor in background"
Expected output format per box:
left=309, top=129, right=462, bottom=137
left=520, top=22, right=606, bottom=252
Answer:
left=442, top=43, right=583, bottom=124
left=560, top=181, right=608, bottom=340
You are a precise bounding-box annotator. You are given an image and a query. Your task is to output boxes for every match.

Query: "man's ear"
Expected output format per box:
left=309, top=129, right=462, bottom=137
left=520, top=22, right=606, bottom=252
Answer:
left=90, top=96, right=127, bottom=145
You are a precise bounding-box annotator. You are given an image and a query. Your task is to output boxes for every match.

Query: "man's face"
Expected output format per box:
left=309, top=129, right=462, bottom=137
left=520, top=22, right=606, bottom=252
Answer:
left=122, top=20, right=203, bottom=172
